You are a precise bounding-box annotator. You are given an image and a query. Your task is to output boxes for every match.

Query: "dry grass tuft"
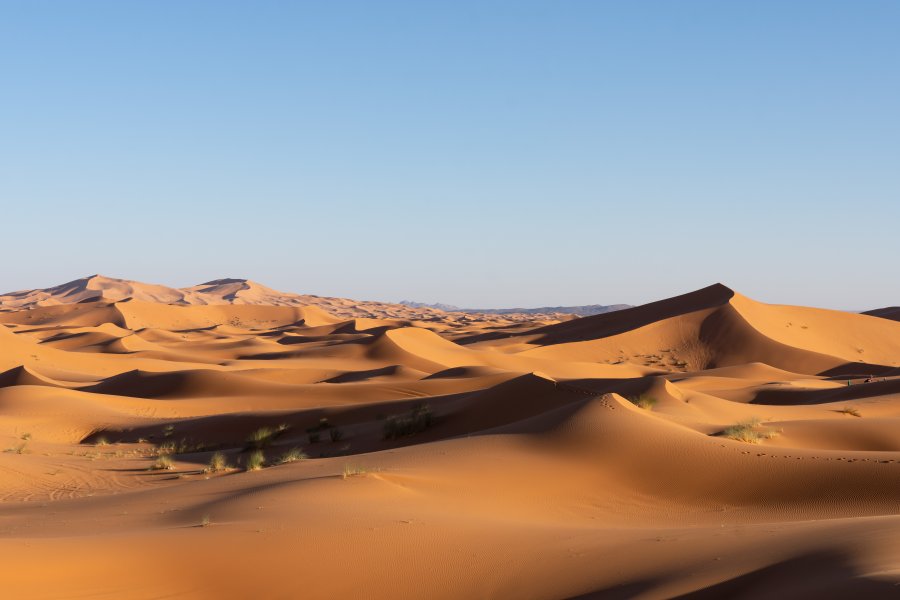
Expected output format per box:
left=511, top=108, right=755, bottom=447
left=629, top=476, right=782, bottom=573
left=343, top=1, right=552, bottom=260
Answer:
left=721, top=418, right=778, bottom=443
left=246, top=449, right=265, bottom=471
left=383, top=403, right=433, bottom=440
left=628, top=394, right=657, bottom=410
left=342, top=465, right=368, bottom=479
left=204, top=451, right=228, bottom=473
left=278, top=447, right=308, bottom=464
left=150, top=454, right=175, bottom=470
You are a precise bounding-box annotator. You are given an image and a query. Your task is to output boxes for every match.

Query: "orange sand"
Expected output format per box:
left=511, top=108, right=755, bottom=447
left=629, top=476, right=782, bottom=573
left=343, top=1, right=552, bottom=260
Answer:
left=1, top=276, right=899, bottom=598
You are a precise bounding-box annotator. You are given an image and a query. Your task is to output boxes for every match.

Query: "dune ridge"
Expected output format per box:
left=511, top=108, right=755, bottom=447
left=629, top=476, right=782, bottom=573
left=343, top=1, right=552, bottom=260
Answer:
left=0, top=277, right=898, bottom=598
left=0, top=274, right=580, bottom=324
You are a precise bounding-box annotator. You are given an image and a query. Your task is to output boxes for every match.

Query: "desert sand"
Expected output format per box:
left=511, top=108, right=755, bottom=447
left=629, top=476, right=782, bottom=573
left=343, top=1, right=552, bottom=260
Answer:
left=1, top=275, right=899, bottom=599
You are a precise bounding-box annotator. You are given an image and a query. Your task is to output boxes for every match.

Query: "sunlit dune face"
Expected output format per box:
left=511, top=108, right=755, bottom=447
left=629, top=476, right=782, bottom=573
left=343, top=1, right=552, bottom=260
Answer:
left=0, top=279, right=899, bottom=597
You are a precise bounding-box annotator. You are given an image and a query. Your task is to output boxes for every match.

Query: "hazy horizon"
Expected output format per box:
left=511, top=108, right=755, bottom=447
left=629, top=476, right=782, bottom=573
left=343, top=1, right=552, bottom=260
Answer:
left=2, top=1, right=898, bottom=309
left=0, top=272, right=885, bottom=313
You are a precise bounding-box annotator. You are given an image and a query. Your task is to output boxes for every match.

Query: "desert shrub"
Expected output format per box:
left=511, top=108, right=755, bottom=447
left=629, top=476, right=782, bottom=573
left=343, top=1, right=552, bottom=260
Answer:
left=342, top=464, right=367, bottom=479
left=20, top=432, right=31, bottom=441
left=156, top=440, right=176, bottom=455
left=278, top=447, right=308, bottom=464
left=204, top=451, right=228, bottom=473
left=628, top=394, right=657, bottom=410
left=329, top=427, right=344, bottom=442
left=383, top=403, right=433, bottom=440
left=837, top=407, right=861, bottom=417
left=721, top=418, right=777, bottom=443
left=308, top=432, right=321, bottom=444
left=163, top=424, right=175, bottom=438
left=151, top=454, right=174, bottom=470
left=306, top=417, right=333, bottom=434
left=246, top=427, right=275, bottom=450
left=200, top=514, right=211, bottom=527
left=246, top=449, right=265, bottom=471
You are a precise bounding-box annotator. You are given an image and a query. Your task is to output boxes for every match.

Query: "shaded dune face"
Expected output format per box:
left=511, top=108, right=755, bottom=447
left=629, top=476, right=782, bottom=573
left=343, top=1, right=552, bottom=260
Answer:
left=0, top=278, right=899, bottom=599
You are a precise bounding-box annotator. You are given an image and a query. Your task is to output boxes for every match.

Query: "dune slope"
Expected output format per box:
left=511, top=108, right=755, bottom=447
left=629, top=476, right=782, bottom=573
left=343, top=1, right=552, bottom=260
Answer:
left=0, top=279, right=898, bottom=599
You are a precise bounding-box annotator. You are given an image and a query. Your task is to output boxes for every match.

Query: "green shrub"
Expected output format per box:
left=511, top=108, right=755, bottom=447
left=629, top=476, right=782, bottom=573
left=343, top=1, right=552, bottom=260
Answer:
left=383, top=403, right=433, bottom=440
left=628, top=394, right=657, bottom=410
left=204, top=451, right=228, bottom=473
left=246, top=427, right=275, bottom=450
left=246, top=449, right=265, bottom=471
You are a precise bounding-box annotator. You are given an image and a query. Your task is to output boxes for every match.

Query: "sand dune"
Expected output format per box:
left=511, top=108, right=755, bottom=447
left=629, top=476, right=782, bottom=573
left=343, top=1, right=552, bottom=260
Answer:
left=865, top=306, right=900, bottom=321
left=0, top=275, right=575, bottom=325
left=0, top=277, right=899, bottom=598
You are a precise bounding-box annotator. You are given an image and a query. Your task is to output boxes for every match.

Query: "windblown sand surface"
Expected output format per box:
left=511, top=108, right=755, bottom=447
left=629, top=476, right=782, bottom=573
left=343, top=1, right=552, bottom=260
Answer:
left=1, top=276, right=899, bottom=599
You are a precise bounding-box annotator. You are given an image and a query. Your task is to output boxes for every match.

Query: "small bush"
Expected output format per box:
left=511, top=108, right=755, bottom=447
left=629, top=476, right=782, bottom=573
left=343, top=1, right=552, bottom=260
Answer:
left=278, top=448, right=307, bottom=464
left=163, top=424, right=175, bottom=438
left=156, top=440, right=176, bottom=455
left=246, top=449, right=265, bottom=471
left=151, top=454, right=174, bottom=470
left=246, top=427, right=275, bottom=450
left=308, top=432, right=321, bottom=444
left=628, top=394, right=657, bottom=410
left=329, top=427, right=344, bottom=442
left=721, top=418, right=777, bottom=443
left=200, top=514, right=211, bottom=528
left=204, top=451, right=228, bottom=473
left=383, top=403, right=433, bottom=440
left=95, top=435, right=109, bottom=446
left=20, top=432, right=31, bottom=441
left=342, top=465, right=367, bottom=479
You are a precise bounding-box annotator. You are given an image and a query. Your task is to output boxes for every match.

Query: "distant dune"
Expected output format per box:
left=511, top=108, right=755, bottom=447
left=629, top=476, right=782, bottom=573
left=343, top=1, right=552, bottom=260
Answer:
left=1, top=276, right=899, bottom=598
left=864, top=306, right=900, bottom=321
left=400, top=299, right=632, bottom=317
left=0, top=274, right=575, bottom=325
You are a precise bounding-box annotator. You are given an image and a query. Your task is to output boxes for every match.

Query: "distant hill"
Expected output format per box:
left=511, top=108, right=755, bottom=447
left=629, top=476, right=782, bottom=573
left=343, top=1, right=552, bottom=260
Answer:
left=400, top=300, right=632, bottom=317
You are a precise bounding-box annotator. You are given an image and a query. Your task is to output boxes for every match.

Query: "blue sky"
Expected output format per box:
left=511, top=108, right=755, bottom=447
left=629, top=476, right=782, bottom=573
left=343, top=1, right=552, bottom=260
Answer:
left=1, top=1, right=897, bottom=309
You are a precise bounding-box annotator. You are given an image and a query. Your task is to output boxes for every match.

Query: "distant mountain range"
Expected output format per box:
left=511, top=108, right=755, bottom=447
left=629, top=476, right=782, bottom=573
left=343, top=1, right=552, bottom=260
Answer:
left=399, top=300, right=632, bottom=317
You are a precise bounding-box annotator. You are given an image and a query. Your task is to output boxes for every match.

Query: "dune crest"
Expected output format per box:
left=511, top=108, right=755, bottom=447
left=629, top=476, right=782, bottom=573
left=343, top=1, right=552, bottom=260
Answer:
left=0, top=278, right=898, bottom=598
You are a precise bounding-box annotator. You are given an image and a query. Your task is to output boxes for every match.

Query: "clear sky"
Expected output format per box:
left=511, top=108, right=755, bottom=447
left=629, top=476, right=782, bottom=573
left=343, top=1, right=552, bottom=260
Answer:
left=1, top=1, right=897, bottom=309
